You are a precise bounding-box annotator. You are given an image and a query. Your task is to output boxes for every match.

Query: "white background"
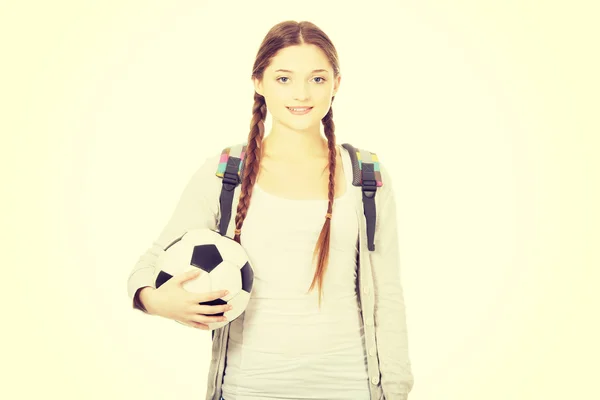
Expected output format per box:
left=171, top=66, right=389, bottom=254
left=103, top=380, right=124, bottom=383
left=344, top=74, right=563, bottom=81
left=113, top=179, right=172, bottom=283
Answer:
left=2, top=1, right=598, bottom=399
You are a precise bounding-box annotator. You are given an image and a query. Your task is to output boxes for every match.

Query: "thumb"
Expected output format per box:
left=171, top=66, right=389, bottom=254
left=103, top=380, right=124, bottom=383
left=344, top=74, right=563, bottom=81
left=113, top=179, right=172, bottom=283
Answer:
left=178, top=268, right=201, bottom=284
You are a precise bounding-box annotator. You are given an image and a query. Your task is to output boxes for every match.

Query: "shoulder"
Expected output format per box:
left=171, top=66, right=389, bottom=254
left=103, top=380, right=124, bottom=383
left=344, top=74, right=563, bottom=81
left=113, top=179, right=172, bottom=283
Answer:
left=195, top=141, right=248, bottom=175
left=186, top=141, right=246, bottom=190
left=341, top=142, right=391, bottom=188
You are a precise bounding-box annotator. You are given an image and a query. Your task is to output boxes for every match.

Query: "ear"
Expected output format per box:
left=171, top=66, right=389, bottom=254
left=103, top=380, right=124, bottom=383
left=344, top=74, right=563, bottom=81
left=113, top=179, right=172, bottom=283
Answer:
left=332, top=74, right=341, bottom=96
left=253, top=78, right=264, bottom=96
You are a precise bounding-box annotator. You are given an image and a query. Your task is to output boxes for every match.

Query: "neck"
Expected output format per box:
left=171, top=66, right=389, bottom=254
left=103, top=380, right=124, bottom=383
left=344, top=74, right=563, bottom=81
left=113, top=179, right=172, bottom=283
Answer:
left=262, top=123, right=329, bottom=162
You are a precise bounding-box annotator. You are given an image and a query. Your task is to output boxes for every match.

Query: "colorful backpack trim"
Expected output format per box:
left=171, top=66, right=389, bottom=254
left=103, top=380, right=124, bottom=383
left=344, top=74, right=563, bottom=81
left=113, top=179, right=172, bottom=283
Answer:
left=341, top=143, right=381, bottom=252
left=342, top=144, right=383, bottom=187
left=215, top=144, right=247, bottom=180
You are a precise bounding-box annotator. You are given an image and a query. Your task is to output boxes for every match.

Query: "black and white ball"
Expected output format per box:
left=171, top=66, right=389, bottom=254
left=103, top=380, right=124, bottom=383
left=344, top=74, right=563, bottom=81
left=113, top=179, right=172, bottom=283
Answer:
left=154, top=228, right=254, bottom=330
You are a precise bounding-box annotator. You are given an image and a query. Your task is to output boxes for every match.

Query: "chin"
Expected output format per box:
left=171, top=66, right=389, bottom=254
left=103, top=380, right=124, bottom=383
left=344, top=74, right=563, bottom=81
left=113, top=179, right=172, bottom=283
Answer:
left=289, top=118, right=322, bottom=130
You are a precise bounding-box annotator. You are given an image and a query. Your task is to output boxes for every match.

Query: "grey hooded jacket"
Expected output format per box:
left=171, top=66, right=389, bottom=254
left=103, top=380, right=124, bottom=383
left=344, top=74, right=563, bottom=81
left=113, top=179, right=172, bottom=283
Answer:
left=127, top=144, right=414, bottom=400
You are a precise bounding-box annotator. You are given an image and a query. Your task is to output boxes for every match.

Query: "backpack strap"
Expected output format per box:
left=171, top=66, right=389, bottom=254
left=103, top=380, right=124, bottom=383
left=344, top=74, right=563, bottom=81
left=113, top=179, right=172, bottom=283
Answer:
left=341, top=143, right=383, bottom=251
left=214, top=141, right=383, bottom=252
left=215, top=142, right=247, bottom=236
left=213, top=142, right=247, bottom=342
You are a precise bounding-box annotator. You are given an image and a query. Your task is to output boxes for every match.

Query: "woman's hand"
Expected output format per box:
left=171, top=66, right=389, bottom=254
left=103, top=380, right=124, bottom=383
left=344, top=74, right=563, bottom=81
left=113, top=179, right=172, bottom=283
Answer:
left=143, top=269, right=232, bottom=330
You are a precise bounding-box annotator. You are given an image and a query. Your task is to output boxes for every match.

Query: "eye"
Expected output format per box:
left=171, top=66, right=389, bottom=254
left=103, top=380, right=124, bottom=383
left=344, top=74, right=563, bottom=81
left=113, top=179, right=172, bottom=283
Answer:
left=276, top=76, right=327, bottom=84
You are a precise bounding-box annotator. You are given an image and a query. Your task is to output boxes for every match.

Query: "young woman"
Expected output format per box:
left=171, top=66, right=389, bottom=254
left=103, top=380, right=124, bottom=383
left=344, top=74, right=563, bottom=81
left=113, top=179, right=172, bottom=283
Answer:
left=128, top=20, right=414, bottom=400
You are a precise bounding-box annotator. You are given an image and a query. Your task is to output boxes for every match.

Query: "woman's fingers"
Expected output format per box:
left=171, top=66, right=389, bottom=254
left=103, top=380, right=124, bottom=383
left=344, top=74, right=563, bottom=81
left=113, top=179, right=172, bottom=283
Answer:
left=191, top=302, right=232, bottom=315
left=189, top=312, right=228, bottom=325
left=190, top=289, right=229, bottom=304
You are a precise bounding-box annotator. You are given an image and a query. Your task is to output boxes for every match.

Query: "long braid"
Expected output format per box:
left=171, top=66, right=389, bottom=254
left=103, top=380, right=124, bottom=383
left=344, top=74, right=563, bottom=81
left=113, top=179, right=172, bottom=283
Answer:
left=307, top=98, right=337, bottom=308
left=233, top=92, right=267, bottom=244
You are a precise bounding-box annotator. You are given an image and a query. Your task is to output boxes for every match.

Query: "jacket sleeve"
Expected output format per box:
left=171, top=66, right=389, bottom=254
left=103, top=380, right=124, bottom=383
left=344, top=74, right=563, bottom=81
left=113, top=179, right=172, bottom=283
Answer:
left=369, top=163, right=415, bottom=399
left=127, top=153, right=221, bottom=313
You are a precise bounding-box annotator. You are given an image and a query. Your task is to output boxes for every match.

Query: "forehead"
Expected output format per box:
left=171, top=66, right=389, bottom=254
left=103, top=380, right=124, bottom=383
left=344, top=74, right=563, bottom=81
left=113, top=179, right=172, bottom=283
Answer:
left=267, top=44, right=331, bottom=74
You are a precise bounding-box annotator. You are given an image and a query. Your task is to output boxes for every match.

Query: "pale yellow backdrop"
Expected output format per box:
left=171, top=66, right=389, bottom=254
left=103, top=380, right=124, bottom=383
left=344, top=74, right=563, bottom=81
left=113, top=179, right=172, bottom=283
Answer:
left=2, top=1, right=598, bottom=399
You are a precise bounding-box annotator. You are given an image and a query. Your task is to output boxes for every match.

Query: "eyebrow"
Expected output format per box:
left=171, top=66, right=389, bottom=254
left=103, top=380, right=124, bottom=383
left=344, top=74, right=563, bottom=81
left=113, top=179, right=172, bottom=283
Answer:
left=274, top=69, right=329, bottom=74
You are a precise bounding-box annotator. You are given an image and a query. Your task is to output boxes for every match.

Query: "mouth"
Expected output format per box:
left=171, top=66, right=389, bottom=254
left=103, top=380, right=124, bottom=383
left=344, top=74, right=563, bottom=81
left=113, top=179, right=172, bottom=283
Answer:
left=286, top=106, right=313, bottom=115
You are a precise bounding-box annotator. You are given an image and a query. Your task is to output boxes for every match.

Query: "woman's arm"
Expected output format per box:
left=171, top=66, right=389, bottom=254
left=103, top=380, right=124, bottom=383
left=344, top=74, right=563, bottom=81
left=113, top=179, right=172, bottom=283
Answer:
left=127, top=153, right=221, bottom=313
left=369, top=163, right=415, bottom=398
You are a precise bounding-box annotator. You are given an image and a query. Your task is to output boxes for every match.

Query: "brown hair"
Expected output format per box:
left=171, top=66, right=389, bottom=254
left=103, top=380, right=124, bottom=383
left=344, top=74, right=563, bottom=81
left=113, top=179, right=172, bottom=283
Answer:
left=232, top=20, right=341, bottom=308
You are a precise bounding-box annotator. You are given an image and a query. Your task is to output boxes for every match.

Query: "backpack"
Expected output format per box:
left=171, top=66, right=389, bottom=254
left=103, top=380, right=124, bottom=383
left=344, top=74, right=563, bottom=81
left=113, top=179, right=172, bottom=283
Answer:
left=214, top=142, right=383, bottom=251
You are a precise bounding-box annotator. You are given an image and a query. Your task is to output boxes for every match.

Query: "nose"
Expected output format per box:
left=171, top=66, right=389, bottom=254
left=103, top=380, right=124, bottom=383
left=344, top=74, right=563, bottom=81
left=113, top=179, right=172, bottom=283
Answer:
left=293, top=81, right=310, bottom=101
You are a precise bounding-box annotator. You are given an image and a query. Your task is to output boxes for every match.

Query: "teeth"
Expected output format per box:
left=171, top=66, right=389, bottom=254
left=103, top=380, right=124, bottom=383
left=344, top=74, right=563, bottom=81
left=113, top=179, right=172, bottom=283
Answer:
left=289, top=107, right=310, bottom=111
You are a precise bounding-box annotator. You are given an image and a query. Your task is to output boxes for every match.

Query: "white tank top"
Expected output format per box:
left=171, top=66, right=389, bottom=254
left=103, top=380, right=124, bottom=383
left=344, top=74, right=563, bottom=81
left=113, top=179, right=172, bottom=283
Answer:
left=221, top=146, right=370, bottom=400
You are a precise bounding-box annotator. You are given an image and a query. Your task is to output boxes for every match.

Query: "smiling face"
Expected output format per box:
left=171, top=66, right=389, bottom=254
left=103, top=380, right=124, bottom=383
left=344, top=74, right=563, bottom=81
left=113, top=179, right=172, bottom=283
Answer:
left=253, top=43, right=341, bottom=133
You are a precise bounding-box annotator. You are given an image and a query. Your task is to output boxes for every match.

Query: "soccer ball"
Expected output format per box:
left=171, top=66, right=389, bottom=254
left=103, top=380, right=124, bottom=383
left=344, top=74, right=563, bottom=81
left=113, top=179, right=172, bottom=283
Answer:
left=154, top=228, right=254, bottom=330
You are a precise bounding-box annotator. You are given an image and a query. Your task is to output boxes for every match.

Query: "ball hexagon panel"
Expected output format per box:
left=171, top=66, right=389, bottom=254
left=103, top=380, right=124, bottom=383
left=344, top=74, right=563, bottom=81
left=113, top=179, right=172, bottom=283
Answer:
left=158, top=239, right=194, bottom=276
left=181, top=269, right=211, bottom=294
left=209, top=260, right=242, bottom=301
left=191, top=244, right=223, bottom=273
left=214, top=235, right=251, bottom=267
left=224, top=290, right=250, bottom=319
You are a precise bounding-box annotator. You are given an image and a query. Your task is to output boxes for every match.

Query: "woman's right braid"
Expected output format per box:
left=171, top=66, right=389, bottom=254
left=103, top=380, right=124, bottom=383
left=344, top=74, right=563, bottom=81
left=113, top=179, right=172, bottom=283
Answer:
left=233, top=93, right=267, bottom=244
